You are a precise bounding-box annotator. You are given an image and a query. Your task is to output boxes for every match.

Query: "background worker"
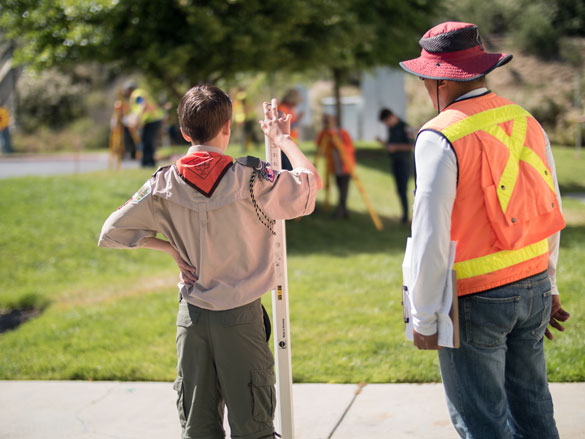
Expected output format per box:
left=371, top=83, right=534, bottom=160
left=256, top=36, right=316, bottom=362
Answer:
left=278, top=88, right=304, bottom=170
left=127, top=83, right=164, bottom=167
left=0, top=106, right=13, bottom=154
left=316, top=114, right=356, bottom=218
left=377, top=108, right=413, bottom=224
left=400, top=22, right=569, bottom=439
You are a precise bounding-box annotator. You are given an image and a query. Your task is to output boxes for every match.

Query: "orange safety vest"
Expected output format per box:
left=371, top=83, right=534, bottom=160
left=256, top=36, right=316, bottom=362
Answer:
left=420, top=92, right=565, bottom=295
left=278, top=103, right=299, bottom=140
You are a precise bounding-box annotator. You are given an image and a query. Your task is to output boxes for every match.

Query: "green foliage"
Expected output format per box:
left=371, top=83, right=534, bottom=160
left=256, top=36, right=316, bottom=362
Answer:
left=510, top=3, right=560, bottom=59
left=1, top=0, right=437, bottom=100
left=0, top=144, right=583, bottom=382
left=442, top=0, right=585, bottom=63
left=16, top=69, right=88, bottom=130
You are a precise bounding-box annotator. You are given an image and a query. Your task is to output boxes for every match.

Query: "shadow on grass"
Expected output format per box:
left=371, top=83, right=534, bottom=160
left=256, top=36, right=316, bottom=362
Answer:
left=559, top=223, right=585, bottom=248
left=560, top=183, right=585, bottom=194
left=355, top=147, right=394, bottom=174
left=287, top=201, right=410, bottom=256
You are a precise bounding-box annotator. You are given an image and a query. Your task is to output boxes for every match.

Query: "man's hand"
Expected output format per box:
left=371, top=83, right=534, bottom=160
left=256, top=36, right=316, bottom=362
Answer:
left=545, top=295, right=570, bottom=340
left=413, top=329, right=441, bottom=350
left=259, top=98, right=292, bottom=143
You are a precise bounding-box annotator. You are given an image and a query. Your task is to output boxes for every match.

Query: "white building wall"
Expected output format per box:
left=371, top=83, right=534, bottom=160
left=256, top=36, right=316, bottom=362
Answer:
left=360, top=67, right=406, bottom=141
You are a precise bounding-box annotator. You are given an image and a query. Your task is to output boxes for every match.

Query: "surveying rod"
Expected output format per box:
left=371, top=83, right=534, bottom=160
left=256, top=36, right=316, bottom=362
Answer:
left=265, top=126, right=295, bottom=439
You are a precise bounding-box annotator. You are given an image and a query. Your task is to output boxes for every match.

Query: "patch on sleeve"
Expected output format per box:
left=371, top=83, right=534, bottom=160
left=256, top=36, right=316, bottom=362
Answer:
left=132, top=180, right=152, bottom=202
left=119, top=180, right=151, bottom=209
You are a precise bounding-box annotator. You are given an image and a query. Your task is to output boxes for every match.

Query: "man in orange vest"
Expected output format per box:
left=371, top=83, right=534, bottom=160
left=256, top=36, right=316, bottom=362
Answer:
left=400, top=22, right=570, bottom=438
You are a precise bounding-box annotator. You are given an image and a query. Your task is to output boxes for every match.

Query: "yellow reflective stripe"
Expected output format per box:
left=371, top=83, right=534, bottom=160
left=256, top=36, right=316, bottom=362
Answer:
left=441, top=105, right=530, bottom=142
left=453, top=239, right=549, bottom=280
left=520, top=147, right=555, bottom=192
left=487, top=117, right=527, bottom=213
left=442, top=104, right=555, bottom=214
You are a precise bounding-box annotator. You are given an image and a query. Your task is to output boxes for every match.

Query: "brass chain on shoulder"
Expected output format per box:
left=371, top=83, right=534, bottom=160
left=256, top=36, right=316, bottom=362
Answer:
left=249, top=171, right=276, bottom=235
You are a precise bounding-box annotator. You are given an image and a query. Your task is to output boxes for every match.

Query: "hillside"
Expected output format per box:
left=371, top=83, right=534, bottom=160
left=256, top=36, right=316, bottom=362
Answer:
left=405, top=36, right=585, bottom=146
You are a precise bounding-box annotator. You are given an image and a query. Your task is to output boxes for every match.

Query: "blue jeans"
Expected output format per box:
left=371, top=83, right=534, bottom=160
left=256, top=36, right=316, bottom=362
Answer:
left=438, top=271, right=559, bottom=439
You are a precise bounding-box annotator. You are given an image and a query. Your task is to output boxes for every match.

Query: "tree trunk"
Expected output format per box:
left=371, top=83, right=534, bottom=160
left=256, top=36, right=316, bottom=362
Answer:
left=333, top=68, right=342, bottom=129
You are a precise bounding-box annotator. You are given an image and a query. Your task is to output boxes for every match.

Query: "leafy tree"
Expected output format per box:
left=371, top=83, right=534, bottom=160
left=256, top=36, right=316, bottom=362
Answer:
left=274, top=0, right=437, bottom=124
left=1, top=0, right=311, bottom=98
left=1, top=0, right=437, bottom=126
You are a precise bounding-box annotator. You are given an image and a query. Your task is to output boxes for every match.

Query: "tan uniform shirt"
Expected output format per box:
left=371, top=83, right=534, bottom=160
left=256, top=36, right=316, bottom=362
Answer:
left=98, top=145, right=317, bottom=310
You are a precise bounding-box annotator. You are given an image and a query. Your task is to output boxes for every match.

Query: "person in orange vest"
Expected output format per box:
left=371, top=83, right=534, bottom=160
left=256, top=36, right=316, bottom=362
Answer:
left=315, top=114, right=356, bottom=218
left=400, top=22, right=569, bottom=438
left=278, top=89, right=304, bottom=170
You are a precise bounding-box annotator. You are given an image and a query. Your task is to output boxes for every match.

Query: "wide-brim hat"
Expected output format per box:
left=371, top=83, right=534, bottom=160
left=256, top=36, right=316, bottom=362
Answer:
left=399, top=22, right=512, bottom=82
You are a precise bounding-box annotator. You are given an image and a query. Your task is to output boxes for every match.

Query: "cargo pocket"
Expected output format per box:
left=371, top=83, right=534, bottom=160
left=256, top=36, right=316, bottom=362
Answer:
left=480, top=146, right=557, bottom=250
left=173, top=377, right=187, bottom=428
left=250, top=369, right=276, bottom=423
left=176, top=302, right=200, bottom=328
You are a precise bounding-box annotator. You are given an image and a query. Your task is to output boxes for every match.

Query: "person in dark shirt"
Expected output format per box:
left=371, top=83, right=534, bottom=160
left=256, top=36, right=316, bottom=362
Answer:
left=377, top=108, right=414, bottom=224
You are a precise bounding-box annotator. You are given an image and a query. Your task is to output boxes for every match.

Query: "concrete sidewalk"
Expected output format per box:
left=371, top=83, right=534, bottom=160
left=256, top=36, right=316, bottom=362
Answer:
left=0, top=381, right=583, bottom=439
left=0, top=152, right=139, bottom=179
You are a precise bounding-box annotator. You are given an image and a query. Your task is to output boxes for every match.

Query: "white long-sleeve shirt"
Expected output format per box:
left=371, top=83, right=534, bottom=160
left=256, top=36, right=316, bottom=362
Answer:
left=409, top=88, right=562, bottom=336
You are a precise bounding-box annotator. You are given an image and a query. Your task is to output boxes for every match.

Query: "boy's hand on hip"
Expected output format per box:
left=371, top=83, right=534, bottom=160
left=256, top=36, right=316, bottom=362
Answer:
left=172, top=253, right=197, bottom=285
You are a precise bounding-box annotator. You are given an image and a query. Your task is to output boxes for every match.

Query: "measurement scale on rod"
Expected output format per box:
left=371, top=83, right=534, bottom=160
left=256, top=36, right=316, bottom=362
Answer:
left=265, top=125, right=294, bottom=439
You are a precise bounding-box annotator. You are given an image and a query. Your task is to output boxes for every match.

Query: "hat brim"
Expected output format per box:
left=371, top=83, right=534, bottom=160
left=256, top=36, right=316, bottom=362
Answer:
left=399, top=52, right=512, bottom=82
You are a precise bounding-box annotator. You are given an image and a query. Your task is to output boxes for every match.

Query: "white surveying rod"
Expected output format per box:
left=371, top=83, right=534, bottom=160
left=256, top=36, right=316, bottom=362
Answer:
left=265, top=131, right=295, bottom=439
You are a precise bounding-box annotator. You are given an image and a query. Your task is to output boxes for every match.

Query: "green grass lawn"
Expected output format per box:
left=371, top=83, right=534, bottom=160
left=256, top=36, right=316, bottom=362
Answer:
left=0, top=143, right=584, bottom=382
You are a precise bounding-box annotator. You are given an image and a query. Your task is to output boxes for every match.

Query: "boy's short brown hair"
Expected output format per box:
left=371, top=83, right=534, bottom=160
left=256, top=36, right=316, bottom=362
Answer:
left=178, top=84, right=232, bottom=144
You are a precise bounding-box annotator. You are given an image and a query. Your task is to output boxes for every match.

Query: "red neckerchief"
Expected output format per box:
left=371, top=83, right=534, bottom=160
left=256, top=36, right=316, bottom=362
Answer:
left=175, top=151, right=233, bottom=197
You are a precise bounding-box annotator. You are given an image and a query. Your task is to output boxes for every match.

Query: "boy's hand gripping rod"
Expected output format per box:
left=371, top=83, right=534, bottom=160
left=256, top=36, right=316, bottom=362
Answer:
left=265, top=126, right=295, bottom=439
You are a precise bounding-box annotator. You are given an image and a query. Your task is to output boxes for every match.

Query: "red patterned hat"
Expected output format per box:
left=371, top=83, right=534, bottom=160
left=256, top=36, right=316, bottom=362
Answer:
left=399, top=22, right=512, bottom=81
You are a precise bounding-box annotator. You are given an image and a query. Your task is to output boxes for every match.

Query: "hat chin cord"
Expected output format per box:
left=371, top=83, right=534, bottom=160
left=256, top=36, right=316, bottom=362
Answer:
left=436, top=80, right=440, bottom=115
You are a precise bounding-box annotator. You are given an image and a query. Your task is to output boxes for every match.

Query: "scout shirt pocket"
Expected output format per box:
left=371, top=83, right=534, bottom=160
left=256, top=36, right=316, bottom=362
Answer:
left=250, top=369, right=276, bottom=423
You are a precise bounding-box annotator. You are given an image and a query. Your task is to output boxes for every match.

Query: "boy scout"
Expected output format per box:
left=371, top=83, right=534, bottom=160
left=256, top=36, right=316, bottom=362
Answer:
left=99, top=84, right=322, bottom=439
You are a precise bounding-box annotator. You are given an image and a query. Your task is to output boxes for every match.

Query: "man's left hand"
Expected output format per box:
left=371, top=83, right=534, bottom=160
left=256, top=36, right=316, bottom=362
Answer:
left=545, top=294, right=570, bottom=340
left=413, top=329, right=441, bottom=350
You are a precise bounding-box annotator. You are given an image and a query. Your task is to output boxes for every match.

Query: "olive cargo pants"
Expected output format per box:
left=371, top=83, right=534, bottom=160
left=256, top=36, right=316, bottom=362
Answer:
left=174, top=298, right=276, bottom=439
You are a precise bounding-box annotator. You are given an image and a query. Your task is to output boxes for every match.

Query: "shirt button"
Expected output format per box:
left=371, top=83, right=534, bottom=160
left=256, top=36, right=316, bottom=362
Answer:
left=511, top=217, right=517, bottom=223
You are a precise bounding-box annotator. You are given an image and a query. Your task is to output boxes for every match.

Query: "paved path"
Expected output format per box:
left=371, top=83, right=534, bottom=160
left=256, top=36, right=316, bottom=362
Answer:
left=0, top=381, right=583, bottom=438
left=0, top=153, right=139, bottom=179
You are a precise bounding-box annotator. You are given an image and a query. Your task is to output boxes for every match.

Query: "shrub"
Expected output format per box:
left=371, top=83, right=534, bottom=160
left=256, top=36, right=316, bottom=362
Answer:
left=16, top=69, right=88, bottom=131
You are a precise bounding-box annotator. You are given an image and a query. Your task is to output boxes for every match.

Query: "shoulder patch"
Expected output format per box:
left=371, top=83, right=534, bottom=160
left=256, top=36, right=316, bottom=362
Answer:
left=118, top=180, right=151, bottom=210
left=132, top=180, right=152, bottom=203
left=237, top=156, right=275, bottom=183
left=236, top=155, right=262, bottom=170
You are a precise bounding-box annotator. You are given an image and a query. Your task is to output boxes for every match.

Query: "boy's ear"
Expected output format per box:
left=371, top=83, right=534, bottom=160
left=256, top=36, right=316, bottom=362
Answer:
left=222, top=119, right=231, bottom=135
left=180, top=129, right=192, bottom=143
